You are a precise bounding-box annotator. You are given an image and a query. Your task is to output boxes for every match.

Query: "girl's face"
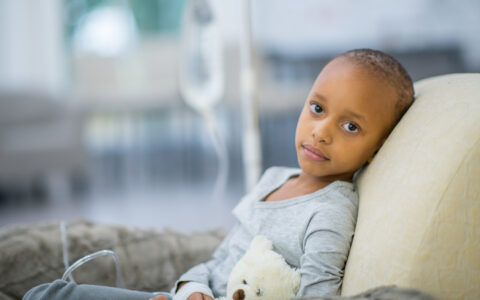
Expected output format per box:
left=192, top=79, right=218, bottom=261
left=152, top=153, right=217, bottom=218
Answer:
left=295, top=57, right=397, bottom=183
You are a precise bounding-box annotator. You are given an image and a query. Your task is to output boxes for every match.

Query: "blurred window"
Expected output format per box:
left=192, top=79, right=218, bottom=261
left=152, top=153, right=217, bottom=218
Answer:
left=65, top=0, right=186, bottom=42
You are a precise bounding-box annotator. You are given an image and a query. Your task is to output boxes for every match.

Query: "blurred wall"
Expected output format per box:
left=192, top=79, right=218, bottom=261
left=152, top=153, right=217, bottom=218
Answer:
left=252, top=0, right=480, bottom=70
left=0, top=0, right=66, bottom=95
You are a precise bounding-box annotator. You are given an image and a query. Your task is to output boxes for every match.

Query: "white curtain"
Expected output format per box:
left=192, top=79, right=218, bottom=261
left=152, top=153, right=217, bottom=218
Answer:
left=0, top=0, right=66, bottom=96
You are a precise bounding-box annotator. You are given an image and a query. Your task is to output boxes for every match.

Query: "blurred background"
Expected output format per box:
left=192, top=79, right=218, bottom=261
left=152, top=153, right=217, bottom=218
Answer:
left=0, top=0, right=479, bottom=232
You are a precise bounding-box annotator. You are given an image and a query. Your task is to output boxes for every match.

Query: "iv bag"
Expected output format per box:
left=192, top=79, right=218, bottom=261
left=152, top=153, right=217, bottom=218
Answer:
left=179, top=0, right=224, bottom=112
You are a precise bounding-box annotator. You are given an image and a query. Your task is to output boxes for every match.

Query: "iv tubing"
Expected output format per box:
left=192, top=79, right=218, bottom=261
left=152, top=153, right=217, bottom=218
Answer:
left=62, top=249, right=124, bottom=288
left=60, top=221, right=123, bottom=287
left=179, top=0, right=228, bottom=203
left=60, top=221, right=75, bottom=282
left=201, top=108, right=229, bottom=204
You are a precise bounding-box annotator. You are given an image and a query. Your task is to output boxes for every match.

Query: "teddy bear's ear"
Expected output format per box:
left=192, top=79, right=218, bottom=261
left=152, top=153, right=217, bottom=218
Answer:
left=250, top=235, right=273, bottom=252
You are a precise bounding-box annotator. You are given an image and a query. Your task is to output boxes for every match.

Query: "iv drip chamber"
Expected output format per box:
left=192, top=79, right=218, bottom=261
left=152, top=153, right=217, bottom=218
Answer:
left=179, top=0, right=224, bottom=112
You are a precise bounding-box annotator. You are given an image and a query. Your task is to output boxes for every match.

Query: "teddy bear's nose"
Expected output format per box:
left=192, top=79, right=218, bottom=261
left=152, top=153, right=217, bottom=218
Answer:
left=232, top=289, right=245, bottom=300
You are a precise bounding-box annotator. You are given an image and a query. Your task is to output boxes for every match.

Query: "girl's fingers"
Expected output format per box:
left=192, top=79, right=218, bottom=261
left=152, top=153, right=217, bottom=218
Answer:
left=149, top=295, right=168, bottom=300
left=186, top=292, right=214, bottom=300
left=187, top=293, right=201, bottom=300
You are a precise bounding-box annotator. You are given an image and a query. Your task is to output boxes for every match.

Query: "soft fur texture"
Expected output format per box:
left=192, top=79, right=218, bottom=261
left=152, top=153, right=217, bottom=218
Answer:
left=0, top=220, right=225, bottom=300
left=218, top=236, right=301, bottom=300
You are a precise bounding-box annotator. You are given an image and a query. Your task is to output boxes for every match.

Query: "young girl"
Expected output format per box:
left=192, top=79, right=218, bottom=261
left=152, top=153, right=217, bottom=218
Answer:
left=24, top=49, right=414, bottom=300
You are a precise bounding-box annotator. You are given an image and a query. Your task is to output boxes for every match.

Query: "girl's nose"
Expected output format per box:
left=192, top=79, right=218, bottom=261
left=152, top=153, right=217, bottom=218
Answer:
left=312, top=121, right=333, bottom=144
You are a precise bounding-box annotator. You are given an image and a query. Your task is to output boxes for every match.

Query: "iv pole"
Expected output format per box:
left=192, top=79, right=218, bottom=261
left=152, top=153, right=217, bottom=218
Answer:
left=239, top=0, right=262, bottom=191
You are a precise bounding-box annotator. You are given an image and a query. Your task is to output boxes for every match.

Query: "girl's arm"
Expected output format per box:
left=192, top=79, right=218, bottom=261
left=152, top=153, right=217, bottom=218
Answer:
left=296, top=202, right=357, bottom=297
left=171, top=223, right=240, bottom=299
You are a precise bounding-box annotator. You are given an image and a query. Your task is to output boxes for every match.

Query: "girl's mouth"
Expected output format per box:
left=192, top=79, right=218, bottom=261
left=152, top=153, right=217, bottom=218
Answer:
left=302, top=144, right=330, bottom=161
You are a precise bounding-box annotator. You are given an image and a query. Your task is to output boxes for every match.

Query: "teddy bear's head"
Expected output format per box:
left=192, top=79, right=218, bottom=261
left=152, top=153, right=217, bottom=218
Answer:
left=225, top=236, right=301, bottom=300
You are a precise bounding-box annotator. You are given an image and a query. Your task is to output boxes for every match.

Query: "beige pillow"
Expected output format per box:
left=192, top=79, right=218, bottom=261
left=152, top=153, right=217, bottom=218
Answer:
left=342, top=73, right=480, bottom=300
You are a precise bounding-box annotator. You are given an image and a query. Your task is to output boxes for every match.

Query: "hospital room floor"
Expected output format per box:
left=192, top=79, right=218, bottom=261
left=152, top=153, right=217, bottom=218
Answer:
left=0, top=181, right=241, bottom=233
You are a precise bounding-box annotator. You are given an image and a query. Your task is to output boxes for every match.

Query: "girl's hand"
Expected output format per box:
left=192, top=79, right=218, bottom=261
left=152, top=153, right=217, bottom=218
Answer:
left=148, top=292, right=214, bottom=300
left=186, top=292, right=214, bottom=300
left=149, top=295, right=169, bottom=300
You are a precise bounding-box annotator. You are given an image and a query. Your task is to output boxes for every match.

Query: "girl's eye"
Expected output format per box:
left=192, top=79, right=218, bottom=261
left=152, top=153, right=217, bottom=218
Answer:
left=309, top=103, right=323, bottom=114
left=343, top=122, right=359, bottom=133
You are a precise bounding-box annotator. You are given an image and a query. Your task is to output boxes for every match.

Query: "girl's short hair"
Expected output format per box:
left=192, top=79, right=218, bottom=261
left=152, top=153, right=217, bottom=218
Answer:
left=338, top=49, right=415, bottom=123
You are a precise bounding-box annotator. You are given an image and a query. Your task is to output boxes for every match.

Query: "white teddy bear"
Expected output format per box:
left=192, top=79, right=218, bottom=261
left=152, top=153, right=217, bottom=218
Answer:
left=218, top=235, right=301, bottom=300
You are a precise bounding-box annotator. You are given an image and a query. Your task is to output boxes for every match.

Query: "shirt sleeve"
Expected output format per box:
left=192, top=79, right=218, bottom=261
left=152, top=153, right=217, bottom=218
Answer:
left=171, top=224, right=239, bottom=295
left=296, top=202, right=357, bottom=297
left=172, top=282, right=213, bottom=300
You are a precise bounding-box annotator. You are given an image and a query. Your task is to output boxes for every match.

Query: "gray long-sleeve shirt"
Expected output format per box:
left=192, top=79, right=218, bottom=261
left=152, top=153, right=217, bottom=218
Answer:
left=174, top=167, right=359, bottom=298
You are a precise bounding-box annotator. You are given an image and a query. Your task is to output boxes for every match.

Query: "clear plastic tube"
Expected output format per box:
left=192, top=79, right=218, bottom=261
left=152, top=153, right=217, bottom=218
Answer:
left=60, top=221, right=123, bottom=287
left=60, top=221, right=75, bottom=282
left=202, top=109, right=228, bottom=204
left=62, top=249, right=124, bottom=288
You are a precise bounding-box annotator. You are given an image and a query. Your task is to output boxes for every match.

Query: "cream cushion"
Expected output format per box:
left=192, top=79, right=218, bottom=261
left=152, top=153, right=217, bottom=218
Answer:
left=342, top=73, right=480, bottom=300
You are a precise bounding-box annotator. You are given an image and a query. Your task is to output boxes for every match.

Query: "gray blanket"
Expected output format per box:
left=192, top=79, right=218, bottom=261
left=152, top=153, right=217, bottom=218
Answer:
left=0, top=220, right=225, bottom=300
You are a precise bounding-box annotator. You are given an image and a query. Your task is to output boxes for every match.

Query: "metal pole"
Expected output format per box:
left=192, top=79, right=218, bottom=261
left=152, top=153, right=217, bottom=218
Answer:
left=239, top=0, right=262, bottom=191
